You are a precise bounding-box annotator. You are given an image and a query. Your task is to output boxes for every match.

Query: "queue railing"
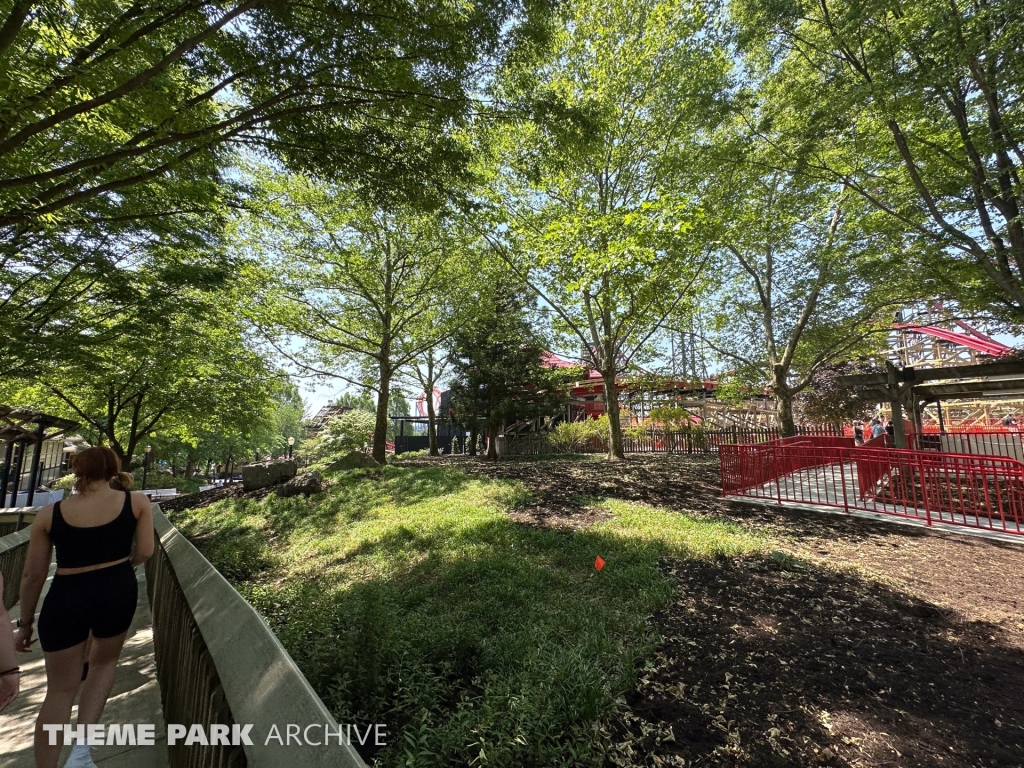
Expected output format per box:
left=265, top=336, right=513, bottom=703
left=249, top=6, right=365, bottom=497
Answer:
left=0, top=509, right=35, bottom=609
left=148, top=506, right=368, bottom=768
left=721, top=443, right=1024, bottom=536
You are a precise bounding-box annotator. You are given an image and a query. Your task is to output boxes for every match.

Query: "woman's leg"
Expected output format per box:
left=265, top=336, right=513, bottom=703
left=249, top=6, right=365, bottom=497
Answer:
left=77, top=631, right=129, bottom=725
left=35, top=642, right=87, bottom=768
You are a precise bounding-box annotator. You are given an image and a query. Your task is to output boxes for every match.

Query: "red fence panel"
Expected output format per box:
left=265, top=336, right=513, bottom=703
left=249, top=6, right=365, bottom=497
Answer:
left=722, top=442, right=1024, bottom=536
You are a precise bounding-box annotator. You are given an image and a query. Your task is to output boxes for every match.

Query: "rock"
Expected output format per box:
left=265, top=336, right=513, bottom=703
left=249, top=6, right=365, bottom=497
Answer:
left=275, top=471, right=323, bottom=498
left=242, top=459, right=297, bottom=491
left=326, top=451, right=381, bottom=471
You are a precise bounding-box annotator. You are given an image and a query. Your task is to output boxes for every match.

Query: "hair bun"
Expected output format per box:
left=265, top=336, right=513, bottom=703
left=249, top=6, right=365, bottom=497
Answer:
left=110, top=471, right=134, bottom=491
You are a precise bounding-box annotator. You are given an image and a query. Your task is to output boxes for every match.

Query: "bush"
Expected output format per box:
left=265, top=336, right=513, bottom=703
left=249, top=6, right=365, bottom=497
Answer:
left=310, top=410, right=377, bottom=458
left=394, top=449, right=430, bottom=460
left=547, top=422, right=589, bottom=453
left=548, top=418, right=609, bottom=453
left=52, top=474, right=76, bottom=492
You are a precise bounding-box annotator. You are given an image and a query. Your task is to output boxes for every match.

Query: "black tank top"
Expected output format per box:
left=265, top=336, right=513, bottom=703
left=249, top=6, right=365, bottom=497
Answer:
left=51, top=491, right=137, bottom=569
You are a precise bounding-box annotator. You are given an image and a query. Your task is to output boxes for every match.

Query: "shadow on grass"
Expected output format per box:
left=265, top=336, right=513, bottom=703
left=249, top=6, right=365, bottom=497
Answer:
left=239, top=509, right=754, bottom=768
left=179, top=462, right=1024, bottom=768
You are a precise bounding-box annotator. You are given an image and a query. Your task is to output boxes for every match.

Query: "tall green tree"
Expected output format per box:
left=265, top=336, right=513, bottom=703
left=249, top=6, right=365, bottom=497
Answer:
left=448, top=287, right=573, bottom=460
left=246, top=177, right=460, bottom=463
left=734, top=0, right=1024, bottom=320
left=488, top=0, right=730, bottom=458
left=702, top=146, right=896, bottom=434
left=400, top=346, right=450, bottom=456
left=0, top=283, right=277, bottom=466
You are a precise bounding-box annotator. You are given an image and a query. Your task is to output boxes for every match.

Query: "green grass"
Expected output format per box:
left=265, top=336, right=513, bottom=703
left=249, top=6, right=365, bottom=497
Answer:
left=173, top=464, right=763, bottom=767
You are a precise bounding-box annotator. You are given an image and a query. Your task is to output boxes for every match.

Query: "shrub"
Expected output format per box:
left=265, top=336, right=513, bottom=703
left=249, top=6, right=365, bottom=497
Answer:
left=52, top=474, right=76, bottom=492
left=394, top=449, right=430, bottom=460
left=311, top=410, right=377, bottom=457
left=547, top=421, right=588, bottom=453
left=548, top=418, right=609, bottom=453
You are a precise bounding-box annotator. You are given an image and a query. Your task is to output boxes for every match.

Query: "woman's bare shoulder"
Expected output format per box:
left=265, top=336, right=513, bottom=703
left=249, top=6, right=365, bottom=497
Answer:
left=31, top=504, right=54, bottom=530
left=129, top=491, right=152, bottom=513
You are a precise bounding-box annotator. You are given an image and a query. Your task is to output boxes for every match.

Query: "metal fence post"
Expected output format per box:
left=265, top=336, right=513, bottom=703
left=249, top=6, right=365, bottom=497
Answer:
left=775, top=450, right=783, bottom=505
left=918, top=454, right=932, bottom=527
left=839, top=451, right=849, bottom=513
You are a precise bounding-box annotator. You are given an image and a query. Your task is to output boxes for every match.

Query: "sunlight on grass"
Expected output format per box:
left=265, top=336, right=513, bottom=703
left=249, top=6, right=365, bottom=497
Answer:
left=173, top=465, right=764, bottom=768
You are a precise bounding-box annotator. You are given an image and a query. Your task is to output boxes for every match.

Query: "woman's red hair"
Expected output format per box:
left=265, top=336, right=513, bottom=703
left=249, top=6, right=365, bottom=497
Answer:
left=71, top=446, right=133, bottom=493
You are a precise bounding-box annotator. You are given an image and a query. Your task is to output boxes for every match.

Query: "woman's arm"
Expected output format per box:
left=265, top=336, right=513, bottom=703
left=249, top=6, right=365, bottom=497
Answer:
left=0, top=573, right=19, bottom=712
left=15, top=509, right=53, bottom=652
left=131, top=493, right=155, bottom=567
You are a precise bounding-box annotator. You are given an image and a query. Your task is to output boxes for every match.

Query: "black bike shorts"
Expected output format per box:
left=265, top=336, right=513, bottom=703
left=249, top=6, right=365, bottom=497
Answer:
left=37, top=560, right=138, bottom=652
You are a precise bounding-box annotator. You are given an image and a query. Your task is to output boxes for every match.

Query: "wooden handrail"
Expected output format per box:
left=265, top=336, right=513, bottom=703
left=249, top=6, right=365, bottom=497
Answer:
left=149, top=506, right=367, bottom=768
left=0, top=521, right=32, bottom=609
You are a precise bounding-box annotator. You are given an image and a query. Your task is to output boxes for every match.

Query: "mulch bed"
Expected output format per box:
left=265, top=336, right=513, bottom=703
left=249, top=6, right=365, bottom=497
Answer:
left=404, top=455, right=1024, bottom=767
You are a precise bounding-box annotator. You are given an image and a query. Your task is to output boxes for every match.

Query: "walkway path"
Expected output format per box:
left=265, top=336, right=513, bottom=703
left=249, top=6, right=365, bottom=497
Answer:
left=1, top=564, right=168, bottom=767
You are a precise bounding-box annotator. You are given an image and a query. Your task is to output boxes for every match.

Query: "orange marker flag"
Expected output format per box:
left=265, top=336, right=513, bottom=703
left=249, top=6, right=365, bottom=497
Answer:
left=594, top=556, right=606, bottom=571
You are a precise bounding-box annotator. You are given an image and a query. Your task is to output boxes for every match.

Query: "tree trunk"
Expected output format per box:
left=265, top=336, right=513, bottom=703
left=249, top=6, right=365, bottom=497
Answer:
left=486, top=423, right=499, bottom=460
left=185, top=457, right=195, bottom=479
left=773, top=365, right=796, bottom=437
left=372, top=371, right=392, bottom=465
left=469, top=424, right=478, bottom=456
left=603, top=369, right=626, bottom=460
left=426, top=392, right=439, bottom=456
left=777, top=393, right=796, bottom=437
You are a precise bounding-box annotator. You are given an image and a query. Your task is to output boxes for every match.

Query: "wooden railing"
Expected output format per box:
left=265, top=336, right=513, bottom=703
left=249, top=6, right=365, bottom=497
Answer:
left=1, top=505, right=371, bottom=767
left=0, top=509, right=35, bottom=538
left=149, top=507, right=368, bottom=768
left=0, top=511, right=34, bottom=609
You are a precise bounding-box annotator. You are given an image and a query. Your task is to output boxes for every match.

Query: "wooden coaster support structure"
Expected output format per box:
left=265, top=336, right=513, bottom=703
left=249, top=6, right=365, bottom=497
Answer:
left=837, top=359, right=1024, bottom=447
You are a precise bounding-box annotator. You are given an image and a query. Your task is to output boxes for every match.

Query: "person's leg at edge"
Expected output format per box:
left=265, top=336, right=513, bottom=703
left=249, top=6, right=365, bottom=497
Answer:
left=34, top=642, right=87, bottom=768
left=77, top=631, right=129, bottom=726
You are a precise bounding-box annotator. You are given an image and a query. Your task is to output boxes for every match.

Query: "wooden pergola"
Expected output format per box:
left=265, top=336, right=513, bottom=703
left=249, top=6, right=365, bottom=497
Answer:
left=836, top=359, right=1024, bottom=448
left=0, top=406, right=80, bottom=507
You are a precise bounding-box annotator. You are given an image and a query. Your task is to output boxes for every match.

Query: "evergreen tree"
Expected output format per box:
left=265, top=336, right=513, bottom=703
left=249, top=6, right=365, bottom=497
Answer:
left=448, top=290, right=574, bottom=460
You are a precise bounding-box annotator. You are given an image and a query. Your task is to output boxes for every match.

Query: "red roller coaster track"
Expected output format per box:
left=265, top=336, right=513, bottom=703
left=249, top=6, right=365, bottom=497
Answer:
left=893, top=323, right=1012, bottom=358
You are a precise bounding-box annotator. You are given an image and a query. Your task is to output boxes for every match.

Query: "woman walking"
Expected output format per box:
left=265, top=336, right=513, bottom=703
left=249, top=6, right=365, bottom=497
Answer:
left=14, top=446, right=154, bottom=768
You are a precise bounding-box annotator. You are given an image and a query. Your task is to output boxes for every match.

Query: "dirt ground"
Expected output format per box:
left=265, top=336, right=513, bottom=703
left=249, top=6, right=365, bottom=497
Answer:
left=416, top=454, right=1024, bottom=768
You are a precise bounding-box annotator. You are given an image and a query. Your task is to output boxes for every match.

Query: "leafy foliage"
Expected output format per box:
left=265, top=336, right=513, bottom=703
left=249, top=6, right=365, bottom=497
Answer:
left=311, top=410, right=378, bottom=457
left=241, top=176, right=462, bottom=462
left=0, top=0, right=555, bottom=237
left=448, top=284, right=575, bottom=459
left=486, top=0, right=731, bottom=456
left=173, top=463, right=761, bottom=767
left=733, top=0, right=1024, bottom=321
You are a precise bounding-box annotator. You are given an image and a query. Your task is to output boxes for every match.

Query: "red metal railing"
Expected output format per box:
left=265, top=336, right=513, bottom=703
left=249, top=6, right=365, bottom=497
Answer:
left=909, top=431, right=1024, bottom=463
left=721, top=442, right=1024, bottom=536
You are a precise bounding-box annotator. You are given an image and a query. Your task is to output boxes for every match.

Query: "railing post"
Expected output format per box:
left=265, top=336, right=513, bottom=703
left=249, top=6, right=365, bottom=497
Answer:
left=918, top=454, right=932, bottom=527
left=839, top=450, right=849, bottom=513
left=775, top=450, right=783, bottom=505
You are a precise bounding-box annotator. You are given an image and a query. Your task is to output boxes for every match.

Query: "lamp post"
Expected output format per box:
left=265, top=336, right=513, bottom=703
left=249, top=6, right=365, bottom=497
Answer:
left=287, top=436, right=295, bottom=460
left=143, top=445, right=152, bottom=490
